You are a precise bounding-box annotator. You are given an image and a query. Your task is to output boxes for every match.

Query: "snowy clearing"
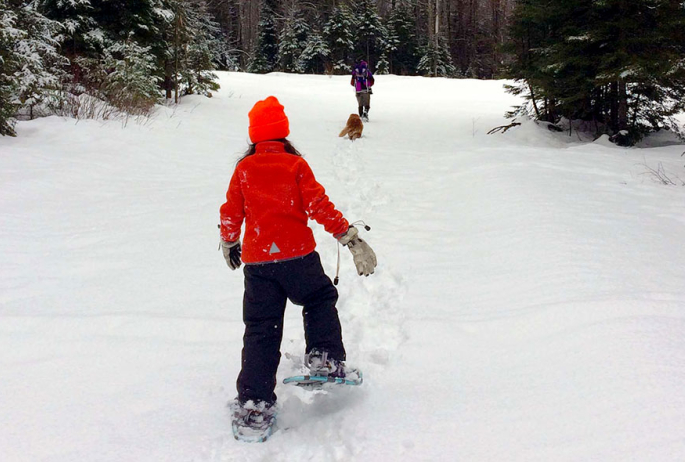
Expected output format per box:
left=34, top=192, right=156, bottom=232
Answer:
left=1, top=72, right=685, bottom=461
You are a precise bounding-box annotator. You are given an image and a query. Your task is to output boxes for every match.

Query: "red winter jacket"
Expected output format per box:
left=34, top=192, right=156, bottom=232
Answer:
left=220, top=141, right=349, bottom=264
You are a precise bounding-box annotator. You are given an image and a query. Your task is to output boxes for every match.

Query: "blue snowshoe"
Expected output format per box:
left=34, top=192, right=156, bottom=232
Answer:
left=283, top=349, right=363, bottom=389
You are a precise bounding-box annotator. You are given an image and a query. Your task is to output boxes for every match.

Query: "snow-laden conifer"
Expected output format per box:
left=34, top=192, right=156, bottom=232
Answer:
left=0, top=0, right=65, bottom=135
left=249, top=1, right=278, bottom=74
left=158, top=0, right=220, bottom=101
left=505, top=0, right=685, bottom=144
left=323, top=5, right=355, bottom=74
left=385, top=2, right=418, bottom=75
left=178, top=0, right=220, bottom=96
left=278, top=6, right=309, bottom=73
left=417, top=36, right=456, bottom=77
left=0, top=1, right=18, bottom=135
left=101, top=37, right=160, bottom=113
left=353, top=0, right=388, bottom=66
left=300, top=29, right=330, bottom=74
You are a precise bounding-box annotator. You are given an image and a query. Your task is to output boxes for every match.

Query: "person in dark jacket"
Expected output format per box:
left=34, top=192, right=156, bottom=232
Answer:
left=351, top=59, right=374, bottom=121
left=219, top=95, right=377, bottom=439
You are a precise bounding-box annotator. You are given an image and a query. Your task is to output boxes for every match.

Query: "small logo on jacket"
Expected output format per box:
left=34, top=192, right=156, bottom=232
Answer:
left=269, top=242, right=281, bottom=254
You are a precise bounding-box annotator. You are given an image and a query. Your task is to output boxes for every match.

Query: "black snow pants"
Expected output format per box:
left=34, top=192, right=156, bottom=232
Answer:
left=237, top=251, right=346, bottom=405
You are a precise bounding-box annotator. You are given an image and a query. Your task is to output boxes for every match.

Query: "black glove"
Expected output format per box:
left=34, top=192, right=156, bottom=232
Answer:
left=221, top=240, right=242, bottom=270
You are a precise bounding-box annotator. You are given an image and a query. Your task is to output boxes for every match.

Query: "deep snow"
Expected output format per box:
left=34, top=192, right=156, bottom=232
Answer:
left=1, top=72, right=685, bottom=462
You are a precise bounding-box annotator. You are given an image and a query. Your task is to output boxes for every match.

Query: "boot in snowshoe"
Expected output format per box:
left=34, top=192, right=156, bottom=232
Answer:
left=230, top=399, right=277, bottom=443
left=282, top=349, right=363, bottom=388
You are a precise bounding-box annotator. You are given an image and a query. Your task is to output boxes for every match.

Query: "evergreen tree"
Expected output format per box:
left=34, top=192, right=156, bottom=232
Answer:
left=278, top=6, right=309, bottom=73
left=249, top=1, right=278, bottom=73
left=354, top=0, right=387, bottom=67
left=0, top=0, right=19, bottom=135
left=41, top=0, right=170, bottom=105
left=13, top=2, right=65, bottom=116
left=38, top=0, right=100, bottom=59
left=323, top=5, right=355, bottom=74
left=180, top=0, right=220, bottom=96
left=300, top=29, right=330, bottom=74
left=100, top=36, right=161, bottom=113
left=206, top=20, right=238, bottom=71
left=385, top=1, right=419, bottom=75
left=591, top=0, right=685, bottom=142
left=0, top=0, right=65, bottom=133
left=158, top=0, right=220, bottom=101
left=40, top=0, right=221, bottom=105
left=382, top=9, right=400, bottom=74
left=503, top=0, right=555, bottom=121
left=505, top=0, right=685, bottom=144
left=93, top=0, right=163, bottom=45
left=505, top=0, right=594, bottom=121
left=417, top=35, right=456, bottom=77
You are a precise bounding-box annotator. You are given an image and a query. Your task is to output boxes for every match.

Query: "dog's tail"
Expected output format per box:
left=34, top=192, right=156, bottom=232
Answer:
left=338, top=127, right=350, bottom=138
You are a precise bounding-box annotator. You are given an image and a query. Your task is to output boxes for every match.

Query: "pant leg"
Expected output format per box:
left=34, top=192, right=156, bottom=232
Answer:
left=278, top=253, right=346, bottom=361
left=237, top=265, right=287, bottom=404
left=362, top=93, right=371, bottom=113
left=356, top=93, right=364, bottom=116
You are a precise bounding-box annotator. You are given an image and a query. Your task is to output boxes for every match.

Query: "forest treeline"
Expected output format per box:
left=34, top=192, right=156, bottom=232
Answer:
left=1, top=0, right=684, bottom=145
left=0, top=0, right=515, bottom=136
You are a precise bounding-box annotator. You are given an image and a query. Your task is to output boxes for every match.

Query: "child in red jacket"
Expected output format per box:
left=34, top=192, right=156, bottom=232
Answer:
left=219, top=96, right=376, bottom=438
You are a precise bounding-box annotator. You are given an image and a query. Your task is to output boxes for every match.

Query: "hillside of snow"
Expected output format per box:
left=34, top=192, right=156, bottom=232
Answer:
left=1, top=72, right=684, bottom=461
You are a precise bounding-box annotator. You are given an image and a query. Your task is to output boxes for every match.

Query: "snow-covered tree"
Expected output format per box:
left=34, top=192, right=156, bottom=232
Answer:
left=159, top=0, right=220, bottom=101
left=354, top=0, right=387, bottom=67
left=37, top=0, right=100, bottom=57
left=374, top=34, right=391, bottom=74
left=323, top=5, right=356, bottom=74
left=249, top=1, right=278, bottom=73
left=179, top=0, right=220, bottom=96
left=278, top=6, right=309, bottom=73
left=210, top=31, right=240, bottom=71
left=385, top=1, right=418, bottom=75
left=417, top=35, right=456, bottom=77
left=0, top=1, right=19, bottom=135
left=0, top=0, right=66, bottom=134
left=591, top=0, right=685, bottom=142
left=505, top=0, right=685, bottom=144
left=300, top=29, right=330, bottom=74
left=100, top=37, right=161, bottom=113
left=93, top=0, right=165, bottom=44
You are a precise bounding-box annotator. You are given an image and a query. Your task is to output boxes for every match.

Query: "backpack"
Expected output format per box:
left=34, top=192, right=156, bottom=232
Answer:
left=353, top=65, right=374, bottom=90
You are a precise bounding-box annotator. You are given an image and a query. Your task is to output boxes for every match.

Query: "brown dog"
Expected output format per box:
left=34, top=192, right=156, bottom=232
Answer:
left=339, top=114, right=363, bottom=140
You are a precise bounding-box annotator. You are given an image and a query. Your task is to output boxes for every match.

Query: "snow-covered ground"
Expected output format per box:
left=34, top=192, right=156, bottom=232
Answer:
left=1, top=72, right=685, bottom=462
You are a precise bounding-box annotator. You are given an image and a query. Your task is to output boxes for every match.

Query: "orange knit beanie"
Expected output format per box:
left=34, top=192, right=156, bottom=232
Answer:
left=248, top=96, right=290, bottom=144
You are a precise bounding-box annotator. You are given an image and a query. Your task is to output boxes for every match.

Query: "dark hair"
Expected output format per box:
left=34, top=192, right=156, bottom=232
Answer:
left=237, top=138, right=303, bottom=164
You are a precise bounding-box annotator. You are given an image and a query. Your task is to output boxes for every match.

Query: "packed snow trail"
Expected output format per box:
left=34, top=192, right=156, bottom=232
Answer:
left=1, top=72, right=685, bottom=461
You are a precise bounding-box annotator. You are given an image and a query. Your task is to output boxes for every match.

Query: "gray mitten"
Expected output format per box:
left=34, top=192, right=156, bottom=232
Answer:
left=337, top=226, right=377, bottom=276
left=221, top=240, right=242, bottom=270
